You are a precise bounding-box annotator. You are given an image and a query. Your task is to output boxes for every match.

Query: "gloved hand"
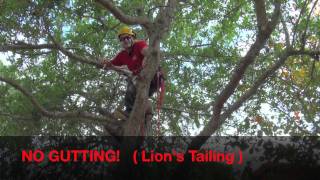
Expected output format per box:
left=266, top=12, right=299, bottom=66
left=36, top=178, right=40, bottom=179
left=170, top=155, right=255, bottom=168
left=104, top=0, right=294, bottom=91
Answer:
left=100, top=58, right=112, bottom=69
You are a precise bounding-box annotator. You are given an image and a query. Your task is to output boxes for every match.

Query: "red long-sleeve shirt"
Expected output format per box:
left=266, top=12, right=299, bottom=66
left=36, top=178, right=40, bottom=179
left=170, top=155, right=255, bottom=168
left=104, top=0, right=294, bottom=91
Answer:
left=111, top=40, right=147, bottom=75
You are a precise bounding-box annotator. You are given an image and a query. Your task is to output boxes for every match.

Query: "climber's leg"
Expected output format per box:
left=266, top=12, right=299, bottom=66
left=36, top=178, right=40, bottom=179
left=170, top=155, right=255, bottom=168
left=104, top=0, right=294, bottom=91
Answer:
left=144, top=99, right=153, bottom=136
left=114, top=75, right=157, bottom=122
left=149, top=73, right=158, bottom=97
left=124, top=78, right=136, bottom=114
left=113, top=78, right=135, bottom=120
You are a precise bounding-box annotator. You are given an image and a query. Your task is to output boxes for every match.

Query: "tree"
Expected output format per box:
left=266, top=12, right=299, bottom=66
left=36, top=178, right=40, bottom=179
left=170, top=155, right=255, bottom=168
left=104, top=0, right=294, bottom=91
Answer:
left=0, top=0, right=319, bottom=146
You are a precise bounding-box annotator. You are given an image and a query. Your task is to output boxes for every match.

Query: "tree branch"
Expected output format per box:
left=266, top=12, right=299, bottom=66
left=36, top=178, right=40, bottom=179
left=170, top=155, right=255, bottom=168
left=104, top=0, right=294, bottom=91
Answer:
left=0, top=112, right=33, bottom=121
left=46, top=34, right=134, bottom=77
left=215, top=49, right=320, bottom=137
left=280, top=15, right=291, bottom=48
left=290, top=49, right=320, bottom=60
left=0, top=41, right=132, bottom=77
left=121, top=0, right=178, bottom=136
left=291, top=0, right=309, bottom=45
left=300, top=0, right=319, bottom=50
left=154, top=0, right=177, bottom=35
left=254, top=0, right=268, bottom=32
left=95, top=0, right=150, bottom=26
left=0, top=43, right=56, bottom=52
left=0, top=75, right=121, bottom=132
left=162, top=106, right=211, bottom=117
left=221, top=51, right=291, bottom=121
left=189, top=0, right=281, bottom=149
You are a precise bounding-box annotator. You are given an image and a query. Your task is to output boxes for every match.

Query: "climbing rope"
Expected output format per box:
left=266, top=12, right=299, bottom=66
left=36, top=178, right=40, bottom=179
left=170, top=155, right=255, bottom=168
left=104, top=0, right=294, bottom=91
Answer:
left=138, top=68, right=165, bottom=137
left=156, top=68, right=165, bottom=136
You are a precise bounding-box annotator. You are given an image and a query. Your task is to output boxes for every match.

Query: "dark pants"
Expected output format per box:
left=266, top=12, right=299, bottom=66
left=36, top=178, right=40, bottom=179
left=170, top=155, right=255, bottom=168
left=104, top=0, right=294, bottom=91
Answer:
left=124, top=75, right=159, bottom=114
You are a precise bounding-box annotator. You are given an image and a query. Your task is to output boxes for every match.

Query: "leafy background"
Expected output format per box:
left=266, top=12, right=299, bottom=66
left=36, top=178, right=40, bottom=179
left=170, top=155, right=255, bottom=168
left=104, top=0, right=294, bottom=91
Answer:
left=0, top=0, right=319, bottom=136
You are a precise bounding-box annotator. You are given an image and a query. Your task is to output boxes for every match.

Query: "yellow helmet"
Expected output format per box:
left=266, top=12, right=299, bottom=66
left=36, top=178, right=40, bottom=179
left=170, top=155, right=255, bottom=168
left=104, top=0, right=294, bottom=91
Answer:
left=117, top=26, right=136, bottom=38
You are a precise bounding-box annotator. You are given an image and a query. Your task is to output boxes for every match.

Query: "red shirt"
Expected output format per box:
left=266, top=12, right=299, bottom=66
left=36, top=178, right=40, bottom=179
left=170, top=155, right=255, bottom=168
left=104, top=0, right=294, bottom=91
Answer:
left=111, top=40, right=147, bottom=75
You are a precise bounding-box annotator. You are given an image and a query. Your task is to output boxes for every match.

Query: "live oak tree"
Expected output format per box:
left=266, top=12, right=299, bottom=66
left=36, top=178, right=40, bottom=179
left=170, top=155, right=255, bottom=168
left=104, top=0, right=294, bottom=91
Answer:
left=0, top=0, right=319, bottom=147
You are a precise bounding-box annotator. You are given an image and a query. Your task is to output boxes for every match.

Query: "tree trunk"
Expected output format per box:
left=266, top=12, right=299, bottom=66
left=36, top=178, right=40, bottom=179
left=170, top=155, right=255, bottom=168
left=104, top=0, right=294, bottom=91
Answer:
left=122, top=33, right=161, bottom=137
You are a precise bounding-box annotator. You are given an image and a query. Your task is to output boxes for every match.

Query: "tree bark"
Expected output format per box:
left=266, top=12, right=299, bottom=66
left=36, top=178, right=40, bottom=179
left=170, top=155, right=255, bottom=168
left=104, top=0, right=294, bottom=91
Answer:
left=189, top=0, right=281, bottom=150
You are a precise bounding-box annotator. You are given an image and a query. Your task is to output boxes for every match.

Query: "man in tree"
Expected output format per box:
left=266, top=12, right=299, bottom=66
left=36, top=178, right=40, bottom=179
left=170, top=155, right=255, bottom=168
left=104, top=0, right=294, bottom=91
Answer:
left=101, top=26, right=163, bottom=121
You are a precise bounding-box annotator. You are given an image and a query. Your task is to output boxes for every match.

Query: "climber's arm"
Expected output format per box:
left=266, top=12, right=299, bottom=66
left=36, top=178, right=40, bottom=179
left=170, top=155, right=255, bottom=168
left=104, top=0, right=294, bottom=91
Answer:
left=101, top=58, right=112, bottom=69
left=141, top=47, right=148, bottom=56
left=100, top=52, right=124, bottom=69
left=141, top=47, right=148, bottom=68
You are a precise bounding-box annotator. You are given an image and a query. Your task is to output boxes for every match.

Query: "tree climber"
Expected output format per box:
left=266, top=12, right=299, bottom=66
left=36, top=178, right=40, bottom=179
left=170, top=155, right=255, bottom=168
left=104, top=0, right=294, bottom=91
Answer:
left=101, top=26, right=165, bottom=123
